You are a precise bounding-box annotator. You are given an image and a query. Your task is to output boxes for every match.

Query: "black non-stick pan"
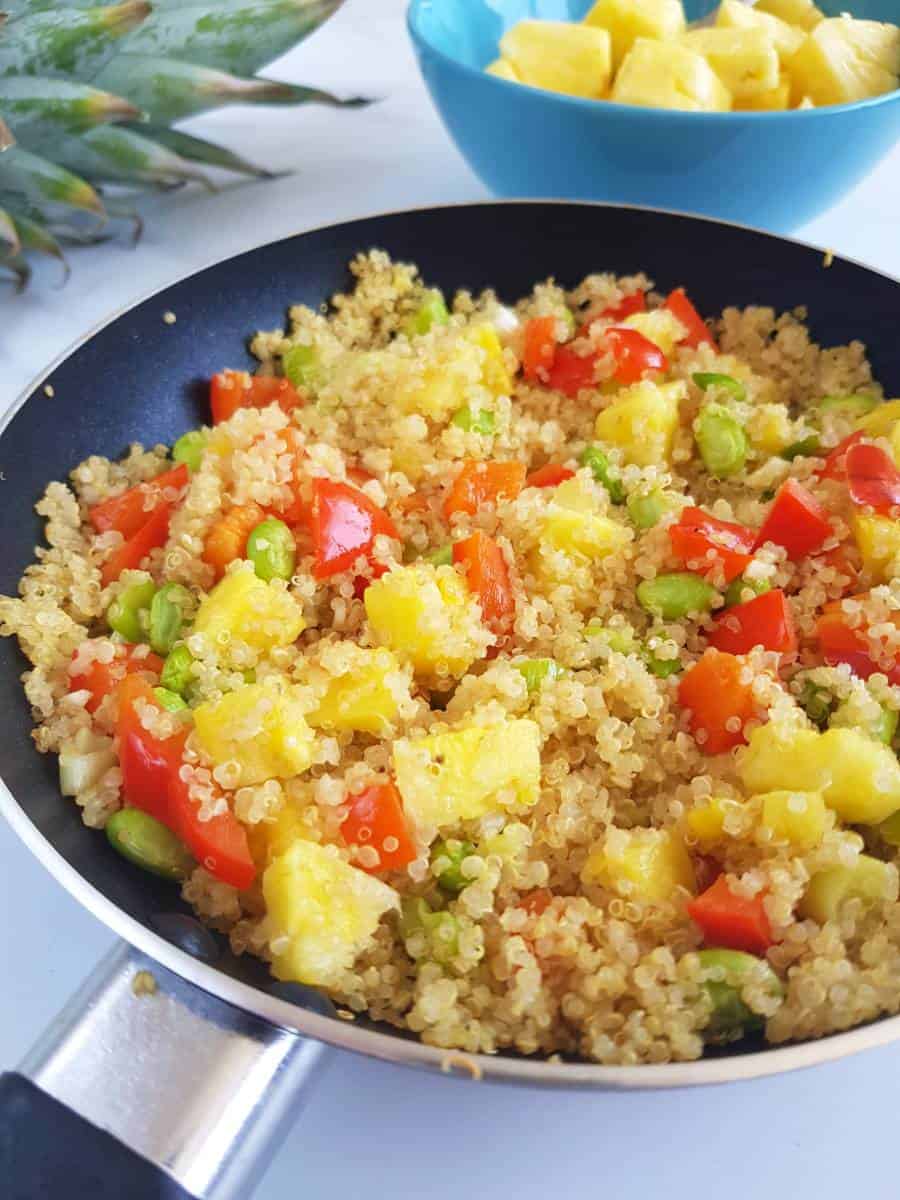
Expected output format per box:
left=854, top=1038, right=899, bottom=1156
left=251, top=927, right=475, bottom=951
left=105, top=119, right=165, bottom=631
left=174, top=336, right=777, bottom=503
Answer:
left=1, top=202, right=899, bottom=1200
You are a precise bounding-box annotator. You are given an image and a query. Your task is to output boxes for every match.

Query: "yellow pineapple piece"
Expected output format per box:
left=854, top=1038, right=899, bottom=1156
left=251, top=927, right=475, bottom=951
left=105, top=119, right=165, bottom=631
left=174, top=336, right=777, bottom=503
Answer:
left=594, top=379, right=685, bottom=466
left=682, top=28, right=781, bottom=101
left=612, top=37, right=732, bottom=110
left=467, top=323, right=512, bottom=399
left=755, top=0, right=823, bottom=33
left=747, top=403, right=795, bottom=454
left=736, top=71, right=792, bottom=110
left=500, top=19, right=612, bottom=99
left=853, top=514, right=900, bottom=584
left=685, top=795, right=732, bottom=846
left=540, top=475, right=630, bottom=561
left=263, top=840, right=399, bottom=986
left=393, top=719, right=542, bottom=830
left=193, top=680, right=316, bottom=787
left=790, top=18, right=900, bottom=106
left=582, top=828, right=696, bottom=901
left=193, top=564, right=305, bottom=655
left=800, top=855, right=897, bottom=924
left=485, top=58, right=519, bottom=82
left=397, top=323, right=510, bottom=421
left=759, top=789, right=828, bottom=849
left=364, top=562, right=486, bottom=679
left=309, top=646, right=410, bottom=736
left=856, top=398, right=900, bottom=437
left=584, top=0, right=686, bottom=71
left=621, top=308, right=687, bottom=355
left=716, top=0, right=805, bottom=65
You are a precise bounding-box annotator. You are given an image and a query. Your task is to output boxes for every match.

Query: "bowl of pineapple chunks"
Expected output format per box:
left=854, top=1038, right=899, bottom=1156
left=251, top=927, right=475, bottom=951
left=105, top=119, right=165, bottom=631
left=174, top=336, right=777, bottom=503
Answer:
left=408, top=0, right=900, bottom=231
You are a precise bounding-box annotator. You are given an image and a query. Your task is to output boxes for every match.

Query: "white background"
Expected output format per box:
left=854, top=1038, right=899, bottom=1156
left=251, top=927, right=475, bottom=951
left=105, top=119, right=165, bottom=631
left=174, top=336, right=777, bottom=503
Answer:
left=3, top=1, right=900, bottom=1196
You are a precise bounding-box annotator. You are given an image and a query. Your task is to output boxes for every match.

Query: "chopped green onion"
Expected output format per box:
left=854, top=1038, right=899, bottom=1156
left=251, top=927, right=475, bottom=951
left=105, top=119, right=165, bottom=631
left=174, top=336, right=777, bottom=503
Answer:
left=798, top=679, right=834, bottom=729
left=424, top=543, right=453, bottom=567
left=452, top=406, right=496, bottom=435
left=161, top=644, right=194, bottom=696
left=432, top=839, right=476, bottom=895
left=403, top=289, right=449, bottom=338
left=172, top=429, right=208, bottom=473
left=781, top=434, right=821, bottom=461
left=723, top=576, right=772, bottom=608
left=515, top=657, right=564, bottom=693
left=695, top=404, right=748, bottom=478
left=152, top=686, right=189, bottom=713
left=637, top=573, right=717, bottom=620
left=246, top=517, right=296, bottom=582
left=830, top=698, right=898, bottom=746
left=399, top=897, right=459, bottom=964
left=697, top=948, right=783, bottom=1045
left=692, top=373, right=746, bottom=402
left=645, top=652, right=682, bottom=679
left=107, top=579, right=156, bottom=644
left=580, top=445, right=624, bottom=504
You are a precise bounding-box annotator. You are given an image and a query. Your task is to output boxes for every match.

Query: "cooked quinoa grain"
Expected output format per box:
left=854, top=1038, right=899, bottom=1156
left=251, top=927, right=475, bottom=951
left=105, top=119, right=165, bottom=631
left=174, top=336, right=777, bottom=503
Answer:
left=4, top=252, right=900, bottom=1065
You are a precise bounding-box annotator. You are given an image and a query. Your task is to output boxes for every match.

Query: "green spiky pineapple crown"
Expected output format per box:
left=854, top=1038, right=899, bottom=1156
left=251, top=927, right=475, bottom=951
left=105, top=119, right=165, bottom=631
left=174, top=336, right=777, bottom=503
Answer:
left=0, top=0, right=353, bottom=289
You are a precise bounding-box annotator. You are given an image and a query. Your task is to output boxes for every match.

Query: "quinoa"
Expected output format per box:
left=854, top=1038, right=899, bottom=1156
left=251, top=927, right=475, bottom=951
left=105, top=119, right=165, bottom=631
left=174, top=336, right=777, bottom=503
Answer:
left=3, top=251, right=900, bottom=1066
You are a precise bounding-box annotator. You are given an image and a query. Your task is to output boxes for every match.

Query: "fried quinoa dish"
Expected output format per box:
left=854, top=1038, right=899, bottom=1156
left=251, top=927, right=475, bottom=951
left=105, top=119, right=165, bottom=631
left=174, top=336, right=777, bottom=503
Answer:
left=5, top=251, right=900, bottom=1066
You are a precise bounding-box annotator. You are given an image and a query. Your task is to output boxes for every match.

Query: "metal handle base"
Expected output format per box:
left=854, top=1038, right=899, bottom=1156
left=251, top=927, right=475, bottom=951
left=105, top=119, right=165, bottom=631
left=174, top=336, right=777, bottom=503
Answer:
left=18, top=942, right=328, bottom=1199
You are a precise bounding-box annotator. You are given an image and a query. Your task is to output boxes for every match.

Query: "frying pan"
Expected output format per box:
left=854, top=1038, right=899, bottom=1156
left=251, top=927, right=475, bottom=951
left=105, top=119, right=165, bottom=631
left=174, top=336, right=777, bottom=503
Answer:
left=1, top=201, right=899, bottom=1199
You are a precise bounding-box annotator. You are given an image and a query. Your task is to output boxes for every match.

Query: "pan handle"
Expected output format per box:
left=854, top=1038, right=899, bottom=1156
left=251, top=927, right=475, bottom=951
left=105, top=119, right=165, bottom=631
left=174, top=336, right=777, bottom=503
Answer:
left=0, top=942, right=329, bottom=1200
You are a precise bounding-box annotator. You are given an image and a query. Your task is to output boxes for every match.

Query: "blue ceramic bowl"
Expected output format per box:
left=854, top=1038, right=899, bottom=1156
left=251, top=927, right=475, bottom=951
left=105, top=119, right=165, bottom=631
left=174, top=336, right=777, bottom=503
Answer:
left=408, top=0, right=900, bottom=231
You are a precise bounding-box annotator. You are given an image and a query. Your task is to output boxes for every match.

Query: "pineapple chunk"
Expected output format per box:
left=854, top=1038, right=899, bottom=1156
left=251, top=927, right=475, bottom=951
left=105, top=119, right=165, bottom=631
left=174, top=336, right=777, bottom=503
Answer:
left=309, top=646, right=409, bottom=736
left=193, top=680, right=316, bottom=787
left=193, top=565, right=305, bottom=655
left=612, top=38, right=732, bottom=110
left=582, top=828, right=696, bottom=901
left=540, top=476, right=630, bottom=560
left=853, top=514, right=900, bottom=584
left=755, top=0, right=823, bottom=33
left=393, top=719, right=542, bottom=830
left=364, top=562, right=485, bottom=678
left=800, top=855, right=896, bottom=924
left=856, top=398, right=900, bottom=437
left=759, top=789, right=827, bottom=849
left=263, top=839, right=399, bottom=986
left=790, top=18, right=900, bottom=107
left=500, top=20, right=612, bottom=99
left=252, top=800, right=310, bottom=864
left=621, top=308, right=687, bottom=356
left=468, top=323, right=512, bottom=400
left=682, top=28, right=781, bottom=101
left=397, top=323, right=511, bottom=421
left=685, top=795, right=732, bottom=846
left=747, top=402, right=794, bottom=454
left=716, top=0, right=805, bottom=64
left=594, top=379, right=685, bottom=467
left=736, top=72, right=792, bottom=111
left=486, top=58, right=519, bottom=82
left=584, top=0, right=686, bottom=72
left=740, top=722, right=900, bottom=824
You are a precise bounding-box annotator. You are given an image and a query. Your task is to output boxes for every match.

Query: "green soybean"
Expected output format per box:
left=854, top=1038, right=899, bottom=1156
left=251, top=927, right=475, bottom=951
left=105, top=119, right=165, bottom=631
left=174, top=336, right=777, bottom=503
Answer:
left=107, top=579, right=156, bottom=644
left=697, top=948, right=783, bottom=1045
left=399, top=897, right=459, bottom=964
left=637, top=573, right=717, bottom=620
left=723, top=575, right=772, bottom=608
left=172, top=429, right=207, bottom=473
left=404, top=289, right=449, bottom=338
left=644, top=652, right=682, bottom=679
left=695, top=404, right=748, bottom=478
left=282, top=343, right=320, bottom=390
left=246, top=517, right=296, bottom=582
left=432, top=839, right=476, bottom=896
left=152, top=687, right=189, bottom=713
left=452, top=406, right=496, bottom=435
left=626, top=488, right=672, bottom=530
left=692, top=373, right=746, bottom=402
left=149, top=583, right=193, bottom=656
left=515, top=657, right=564, bottom=694
left=818, top=393, right=877, bottom=417
left=781, top=434, right=821, bottom=461
left=586, top=623, right=638, bottom=655
left=580, top=445, right=625, bottom=504
left=423, top=543, right=453, bottom=567
left=798, top=679, right=834, bottom=729
left=105, top=808, right=194, bottom=882
left=161, top=644, right=194, bottom=696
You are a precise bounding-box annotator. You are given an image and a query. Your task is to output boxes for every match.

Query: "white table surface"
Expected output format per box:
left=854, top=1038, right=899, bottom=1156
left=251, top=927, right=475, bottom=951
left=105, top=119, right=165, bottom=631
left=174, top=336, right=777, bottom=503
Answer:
left=3, top=2, right=900, bottom=1196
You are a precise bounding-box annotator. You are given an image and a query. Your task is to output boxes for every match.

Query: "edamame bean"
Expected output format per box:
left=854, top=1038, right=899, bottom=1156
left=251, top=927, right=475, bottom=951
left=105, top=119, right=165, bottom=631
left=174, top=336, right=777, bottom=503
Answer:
left=161, top=643, right=194, bottom=695
left=107, top=579, right=156, bottom=643
left=423, top=543, right=453, bottom=567
left=697, top=948, right=783, bottom=1045
left=105, top=808, right=194, bottom=881
left=399, top=897, right=459, bottom=964
left=692, top=373, right=746, bottom=402
left=781, top=434, right=821, bottom=461
left=246, top=517, right=296, bottom=582
left=515, top=657, right=564, bottom=694
left=149, top=583, right=193, bottom=656
left=283, top=343, right=320, bottom=390
left=403, top=289, right=449, bottom=338
left=172, top=429, right=207, bottom=473
left=818, top=393, right=877, bottom=417
left=432, top=838, right=476, bottom=895
left=695, top=404, right=747, bottom=478
left=580, top=445, right=625, bottom=503
left=637, top=573, right=717, bottom=620
left=723, top=575, right=772, bottom=608
left=152, top=686, right=189, bottom=713
left=626, top=488, right=672, bottom=530
left=798, top=678, right=834, bottom=729
left=452, top=406, right=496, bottom=434
left=644, top=652, right=681, bottom=679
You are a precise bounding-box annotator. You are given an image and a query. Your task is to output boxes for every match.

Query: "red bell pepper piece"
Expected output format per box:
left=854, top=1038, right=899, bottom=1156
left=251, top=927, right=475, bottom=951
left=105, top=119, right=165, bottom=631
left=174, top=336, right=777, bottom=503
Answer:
left=526, top=463, right=575, bottom=489
left=844, top=442, right=900, bottom=512
left=753, top=479, right=832, bottom=561
left=90, top=464, right=188, bottom=539
left=678, top=649, right=759, bottom=755
left=519, top=888, right=553, bottom=916
left=443, top=460, right=526, bottom=519
left=69, top=644, right=163, bottom=714
left=669, top=507, right=755, bottom=584
left=664, top=288, right=716, bottom=350
left=522, top=316, right=558, bottom=381
left=817, top=431, right=864, bottom=481
left=210, top=369, right=302, bottom=425
left=709, top=589, right=797, bottom=656
left=814, top=598, right=900, bottom=685
left=687, top=875, right=773, bottom=956
left=453, top=530, right=514, bottom=637
left=547, top=345, right=599, bottom=397
left=813, top=540, right=859, bottom=597
left=311, top=479, right=399, bottom=579
left=117, top=676, right=256, bottom=889
left=341, top=781, right=415, bottom=873
left=604, top=326, right=668, bottom=385
left=600, top=291, right=646, bottom=322
left=100, top=501, right=174, bottom=587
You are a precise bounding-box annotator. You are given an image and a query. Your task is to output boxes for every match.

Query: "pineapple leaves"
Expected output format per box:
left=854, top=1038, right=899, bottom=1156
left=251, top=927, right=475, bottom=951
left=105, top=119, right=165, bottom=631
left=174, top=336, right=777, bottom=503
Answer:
left=0, top=79, right=141, bottom=156
left=9, top=209, right=70, bottom=283
left=139, top=127, right=276, bottom=178
left=0, top=115, right=14, bottom=151
left=0, top=3, right=152, bottom=80
left=0, top=206, right=21, bottom=255
left=0, top=145, right=104, bottom=219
